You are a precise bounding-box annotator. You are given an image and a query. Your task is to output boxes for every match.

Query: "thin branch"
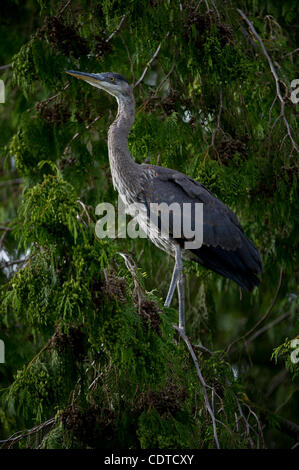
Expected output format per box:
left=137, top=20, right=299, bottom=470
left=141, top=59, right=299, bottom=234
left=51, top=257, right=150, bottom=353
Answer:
left=0, top=232, right=6, bottom=250
left=275, top=386, right=299, bottom=414
left=0, top=178, right=24, bottom=188
left=1, top=258, right=28, bottom=268
left=213, top=88, right=223, bottom=145
left=203, top=88, right=225, bottom=164
left=137, top=62, right=176, bottom=113
left=154, top=63, right=176, bottom=96
left=117, top=252, right=143, bottom=311
left=0, top=226, right=12, bottom=250
left=174, top=325, right=220, bottom=449
left=88, top=372, right=103, bottom=391
left=62, top=114, right=103, bottom=157
left=210, top=0, right=221, bottom=22
left=243, top=403, right=265, bottom=448
left=26, top=339, right=52, bottom=370
left=0, top=64, right=12, bottom=71
left=57, top=0, right=72, bottom=18
left=245, top=310, right=291, bottom=345
left=77, top=199, right=92, bottom=224
left=32, top=82, right=70, bottom=112
left=283, top=48, right=299, bottom=58
left=0, top=418, right=55, bottom=448
left=120, top=33, right=135, bottom=84
left=237, top=9, right=298, bottom=154
left=134, top=32, right=170, bottom=88
left=106, top=15, right=126, bottom=43
left=239, top=25, right=259, bottom=51
left=226, top=267, right=283, bottom=355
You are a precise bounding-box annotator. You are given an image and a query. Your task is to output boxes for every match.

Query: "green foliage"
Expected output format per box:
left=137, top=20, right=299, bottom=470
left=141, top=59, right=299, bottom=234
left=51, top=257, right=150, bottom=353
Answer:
left=195, top=158, right=246, bottom=206
left=137, top=408, right=196, bottom=449
left=20, top=173, right=79, bottom=245
left=272, top=337, right=299, bottom=380
left=0, top=0, right=298, bottom=450
left=5, top=361, right=63, bottom=423
left=11, top=40, right=38, bottom=97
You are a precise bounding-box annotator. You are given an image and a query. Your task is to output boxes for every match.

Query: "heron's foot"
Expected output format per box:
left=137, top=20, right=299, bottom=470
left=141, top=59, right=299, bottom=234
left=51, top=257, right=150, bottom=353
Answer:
left=173, top=324, right=186, bottom=337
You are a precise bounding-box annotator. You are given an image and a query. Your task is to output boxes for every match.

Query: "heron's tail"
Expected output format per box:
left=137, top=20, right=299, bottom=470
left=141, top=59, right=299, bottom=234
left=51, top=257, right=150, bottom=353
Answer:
left=192, top=237, right=262, bottom=291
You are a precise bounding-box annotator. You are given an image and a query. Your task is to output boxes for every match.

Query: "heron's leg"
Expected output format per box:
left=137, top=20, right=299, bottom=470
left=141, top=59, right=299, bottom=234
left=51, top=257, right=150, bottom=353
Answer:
left=175, top=245, right=185, bottom=332
left=164, top=264, right=178, bottom=307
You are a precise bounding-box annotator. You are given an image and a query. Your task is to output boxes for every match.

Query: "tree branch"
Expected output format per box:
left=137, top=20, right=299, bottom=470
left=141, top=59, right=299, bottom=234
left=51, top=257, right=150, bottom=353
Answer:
left=1, top=258, right=28, bottom=268
left=174, top=325, right=220, bottom=449
left=0, top=178, right=24, bottom=188
left=0, top=64, right=12, bottom=71
left=134, top=32, right=170, bottom=88
left=0, top=418, right=55, bottom=448
left=106, top=15, right=126, bottom=43
left=62, top=114, right=103, bottom=158
left=245, top=310, right=291, bottom=346
left=237, top=9, right=298, bottom=154
left=226, top=267, right=283, bottom=355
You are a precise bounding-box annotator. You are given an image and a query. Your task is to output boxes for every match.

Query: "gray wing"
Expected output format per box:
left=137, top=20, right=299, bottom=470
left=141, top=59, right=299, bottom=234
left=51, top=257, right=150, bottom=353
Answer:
left=138, top=164, right=262, bottom=290
left=139, top=164, right=244, bottom=251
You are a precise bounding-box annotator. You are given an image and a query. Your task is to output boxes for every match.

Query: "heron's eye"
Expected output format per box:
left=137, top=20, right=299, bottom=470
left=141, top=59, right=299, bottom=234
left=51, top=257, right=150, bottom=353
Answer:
left=110, top=77, right=115, bottom=82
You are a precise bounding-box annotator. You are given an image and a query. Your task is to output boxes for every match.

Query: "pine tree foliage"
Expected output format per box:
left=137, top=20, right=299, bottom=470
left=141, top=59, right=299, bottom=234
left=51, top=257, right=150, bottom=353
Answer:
left=0, top=0, right=298, bottom=448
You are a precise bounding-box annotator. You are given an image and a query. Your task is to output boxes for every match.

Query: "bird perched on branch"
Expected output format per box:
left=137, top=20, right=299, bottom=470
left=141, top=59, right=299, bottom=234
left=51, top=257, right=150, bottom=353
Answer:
left=66, top=70, right=262, bottom=334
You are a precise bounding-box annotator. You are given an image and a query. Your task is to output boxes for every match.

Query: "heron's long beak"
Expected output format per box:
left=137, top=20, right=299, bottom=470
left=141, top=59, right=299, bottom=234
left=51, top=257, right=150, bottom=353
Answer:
left=66, top=70, right=103, bottom=86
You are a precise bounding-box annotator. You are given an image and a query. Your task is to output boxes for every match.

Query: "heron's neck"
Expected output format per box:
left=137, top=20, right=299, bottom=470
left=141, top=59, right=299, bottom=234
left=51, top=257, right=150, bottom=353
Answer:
left=108, top=93, right=138, bottom=193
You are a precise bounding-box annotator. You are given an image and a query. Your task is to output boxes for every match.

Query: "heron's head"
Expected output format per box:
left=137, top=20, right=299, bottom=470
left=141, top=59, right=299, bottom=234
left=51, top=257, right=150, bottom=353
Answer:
left=66, top=70, right=132, bottom=100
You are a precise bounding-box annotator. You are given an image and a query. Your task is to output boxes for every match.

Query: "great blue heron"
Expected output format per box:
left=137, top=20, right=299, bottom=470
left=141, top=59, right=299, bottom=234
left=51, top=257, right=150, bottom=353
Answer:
left=66, top=71, right=262, bottom=334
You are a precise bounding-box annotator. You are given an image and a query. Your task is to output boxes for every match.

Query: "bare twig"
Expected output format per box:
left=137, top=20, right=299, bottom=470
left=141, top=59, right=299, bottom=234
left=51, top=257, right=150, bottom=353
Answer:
left=266, top=369, right=288, bottom=397
left=233, top=393, right=256, bottom=448
left=0, top=232, right=6, bottom=250
left=1, top=258, right=28, bottom=268
left=245, top=310, right=291, bottom=345
left=154, top=63, right=176, bottom=96
left=212, top=88, right=223, bottom=145
left=137, top=62, right=176, bottom=113
left=0, top=178, right=24, bottom=188
left=134, top=32, right=170, bottom=88
left=237, top=9, right=298, bottom=154
left=0, top=64, right=12, bottom=71
left=120, top=33, right=135, bottom=84
left=26, top=340, right=52, bottom=371
left=243, top=403, right=265, bottom=448
left=106, top=15, right=126, bottom=43
left=283, top=48, right=299, bottom=58
left=0, top=418, right=55, bottom=448
left=117, top=252, right=143, bottom=310
left=204, top=88, right=224, bottom=163
left=226, top=267, right=283, bottom=356
left=37, top=82, right=70, bottom=108
left=240, top=25, right=259, bottom=51
left=210, top=0, right=221, bottom=22
left=88, top=372, right=103, bottom=391
left=0, top=226, right=12, bottom=250
left=174, top=325, right=220, bottom=449
left=57, top=0, right=72, bottom=18
left=275, top=386, right=299, bottom=414
left=62, top=114, right=103, bottom=157
left=77, top=199, right=92, bottom=224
